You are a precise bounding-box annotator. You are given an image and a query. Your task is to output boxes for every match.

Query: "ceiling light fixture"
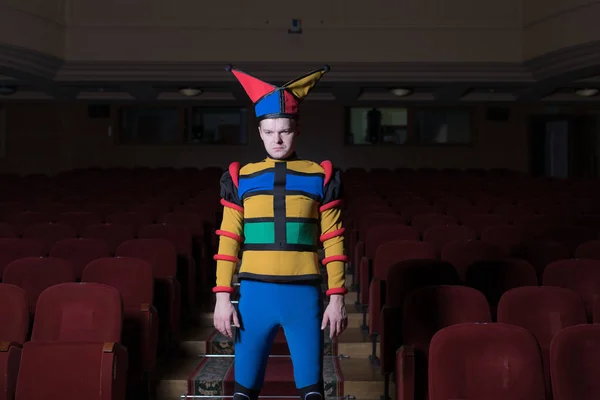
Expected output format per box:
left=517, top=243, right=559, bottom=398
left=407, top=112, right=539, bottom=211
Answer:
left=575, top=88, right=599, bottom=97
left=390, top=88, right=412, bottom=97
left=179, top=87, right=203, bottom=97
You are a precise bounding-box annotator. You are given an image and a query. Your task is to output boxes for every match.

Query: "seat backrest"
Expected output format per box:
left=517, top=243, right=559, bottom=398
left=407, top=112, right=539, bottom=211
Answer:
left=385, top=259, right=460, bottom=306
left=81, top=223, right=135, bottom=253
left=0, top=238, right=46, bottom=276
left=429, top=322, right=546, bottom=400
left=364, top=224, right=419, bottom=258
left=410, top=213, right=457, bottom=235
left=56, top=211, right=103, bottom=234
left=50, top=238, right=111, bottom=279
left=515, top=240, right=570, bottom=277
left=357, top=213, right=403, bottom=236
left=543, top=258, right=600, bottom=317
left=461, top=213, right=510, bottom=235
left=106, top=211, right=152, bottom=233
left=403, top=285, right=492, bottom=356
left=498, top=286, right=587, bottom=398
left=575, top=240, right=600, bottom=260
left=158, top=212, right=205, bottom=236
left=22, top=223, right=78, bottom=252
left=115, top=238, right=177, bottom=278
left=31, top=282, right=122, bottom=342
left=138, top=223, right=192, bottom=256
left=0, top=283, right=29, bottom=343
left=82, top=257, right=153, bottom=309
left=400, top=204, right=439, bottom=224
left=550, top=324, right=600, bottom=400
left=374, top=240, right=437, bottom=280
left=441, top=239, right=506, bottom=280
left=545, top=225, right=596, bottom=251
left=481, top=225, right=530, bottom=254
left=3, top=257, right=75, bottom=314
left=465, top=259, right=538, bottom=312
left=423, top=225, right=476, bottom=256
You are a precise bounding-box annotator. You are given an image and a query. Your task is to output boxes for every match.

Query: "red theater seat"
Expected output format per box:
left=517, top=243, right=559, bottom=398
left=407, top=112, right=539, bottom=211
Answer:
left=2, top=257, right=75, bottom=315
left=15, top=282, right=127, bottom=400
left=550, top=324, right=600, bottom=400
left=0, top=284, right=28, bottom=400
left=498, top=286, right=587, bottom=399
left=83, top=257, right=158, bottom=382
left=116, top=239, right=181, bottom=348
left=428, top=323, right=546, bottom=400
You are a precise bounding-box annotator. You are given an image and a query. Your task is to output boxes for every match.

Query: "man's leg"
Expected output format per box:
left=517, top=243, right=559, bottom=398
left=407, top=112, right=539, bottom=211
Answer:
left=279, top=282, right=325, bottom=400
left=234, top=280, right=279, bottom=400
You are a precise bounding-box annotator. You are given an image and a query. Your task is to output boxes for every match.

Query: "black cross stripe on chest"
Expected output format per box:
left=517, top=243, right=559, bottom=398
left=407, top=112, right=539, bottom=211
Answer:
left=273, top=162, right=287, bottom=248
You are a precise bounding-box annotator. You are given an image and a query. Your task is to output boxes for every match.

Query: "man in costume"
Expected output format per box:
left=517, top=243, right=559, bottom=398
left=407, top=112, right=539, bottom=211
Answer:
left=212, top=64, right=348, bottom=400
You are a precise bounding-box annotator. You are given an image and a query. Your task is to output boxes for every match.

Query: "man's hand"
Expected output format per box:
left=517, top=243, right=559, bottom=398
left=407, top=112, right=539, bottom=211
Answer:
left=321, top=294, right=348, bottom=339
left=213, top=292, right=240, bottom=338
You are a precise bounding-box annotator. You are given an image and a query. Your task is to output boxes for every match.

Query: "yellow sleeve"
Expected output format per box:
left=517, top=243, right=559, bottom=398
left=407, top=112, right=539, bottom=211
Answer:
left=213, top=167, right=244, bottom=293
left=319, top=166, right=348, bottom=296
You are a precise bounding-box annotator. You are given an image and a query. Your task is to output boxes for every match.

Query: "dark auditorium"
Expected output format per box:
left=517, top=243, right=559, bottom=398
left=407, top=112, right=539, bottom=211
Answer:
left=1, top=1, right=600, bottom=399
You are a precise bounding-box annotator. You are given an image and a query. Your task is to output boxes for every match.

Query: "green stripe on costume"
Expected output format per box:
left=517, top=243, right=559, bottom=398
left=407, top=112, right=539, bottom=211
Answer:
left=286, top=222, right=317, bottom=246
left=244, top=222, right=275, bottom=244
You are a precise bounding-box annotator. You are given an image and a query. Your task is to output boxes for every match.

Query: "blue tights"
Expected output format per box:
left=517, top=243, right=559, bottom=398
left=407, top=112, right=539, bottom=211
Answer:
left=233, top=279, right=324, bottom=400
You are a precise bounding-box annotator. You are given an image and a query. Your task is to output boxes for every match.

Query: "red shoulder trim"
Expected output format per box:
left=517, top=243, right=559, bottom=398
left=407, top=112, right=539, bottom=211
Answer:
left=320, top=160, right=333, bottom=186
left=229, top=162, right=241, bottom=188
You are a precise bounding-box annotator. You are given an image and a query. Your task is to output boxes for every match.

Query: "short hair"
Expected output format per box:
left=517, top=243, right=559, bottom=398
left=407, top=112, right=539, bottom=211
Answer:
left=258, top=117, right=299, bottom=130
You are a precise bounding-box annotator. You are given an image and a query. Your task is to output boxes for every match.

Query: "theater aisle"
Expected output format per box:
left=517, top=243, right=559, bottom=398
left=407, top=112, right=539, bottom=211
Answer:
left=155, top=279, right=387, bottom=400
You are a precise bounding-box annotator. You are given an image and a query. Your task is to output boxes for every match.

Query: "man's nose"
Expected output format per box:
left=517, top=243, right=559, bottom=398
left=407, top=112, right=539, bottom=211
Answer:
left=275, top=134, right=283, bottom=143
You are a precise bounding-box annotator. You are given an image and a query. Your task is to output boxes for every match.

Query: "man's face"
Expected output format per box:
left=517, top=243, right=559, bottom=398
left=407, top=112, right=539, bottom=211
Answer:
left=258, top=118, right=298, bottom=159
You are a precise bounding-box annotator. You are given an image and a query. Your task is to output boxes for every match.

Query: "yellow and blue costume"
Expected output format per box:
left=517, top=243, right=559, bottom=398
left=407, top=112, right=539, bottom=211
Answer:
left=213, top=65, right=347, bottom=400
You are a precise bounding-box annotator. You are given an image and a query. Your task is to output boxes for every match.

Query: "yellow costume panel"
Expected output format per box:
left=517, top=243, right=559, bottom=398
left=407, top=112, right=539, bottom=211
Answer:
left=213, top=156, right=347, bottom=296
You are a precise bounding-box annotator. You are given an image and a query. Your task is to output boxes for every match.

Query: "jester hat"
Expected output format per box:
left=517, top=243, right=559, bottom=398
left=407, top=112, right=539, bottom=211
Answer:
left=225, top=64, right=329, bottom=121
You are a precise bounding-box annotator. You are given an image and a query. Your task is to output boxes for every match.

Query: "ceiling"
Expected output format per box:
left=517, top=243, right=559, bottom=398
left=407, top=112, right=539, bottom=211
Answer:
left=1, top=42, right=600, bottom=104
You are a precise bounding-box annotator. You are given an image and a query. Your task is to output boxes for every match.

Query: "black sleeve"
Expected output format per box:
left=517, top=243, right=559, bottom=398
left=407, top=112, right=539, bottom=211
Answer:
left=322, top=168, right=343, bottom=204
left=219, top=171, right=242, bottom=206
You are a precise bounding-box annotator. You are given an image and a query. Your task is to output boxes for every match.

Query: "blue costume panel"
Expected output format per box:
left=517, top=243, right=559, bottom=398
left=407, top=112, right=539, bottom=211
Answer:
left=234, top=280, right=324, bottom=398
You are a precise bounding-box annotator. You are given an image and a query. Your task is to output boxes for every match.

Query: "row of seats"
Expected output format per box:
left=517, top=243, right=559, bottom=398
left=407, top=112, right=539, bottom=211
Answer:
left=0, top=168, right=229, bottom=399
left=425, top=321, right=598, bottom=400
left=385, top=280, right=600, bottom=400
left=339, top=169, right=600, bottom=400
left=2, top=166, right=598, bottom=399
left=0, top=240, right=180, bottom=399
left=391, top=284, right=600, bottom=400
left=0, top=282, right=129, bottom=400
left=0, top=213, right=207, bottom=299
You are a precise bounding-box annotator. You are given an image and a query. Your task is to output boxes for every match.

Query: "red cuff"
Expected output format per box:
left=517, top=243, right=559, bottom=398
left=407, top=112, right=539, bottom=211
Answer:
left=216, top=229, right=243, bottom=242
left=320, top=227, right=345, bottom=242
left=212, top=286, right=235, bottom=293
left=322, top=255, right=349, bottom=265
left=326, top=287, right=348, bottom=296
left=221, top=198, right=244, bottom=213
left=213, top=254, right=240, bottom=263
